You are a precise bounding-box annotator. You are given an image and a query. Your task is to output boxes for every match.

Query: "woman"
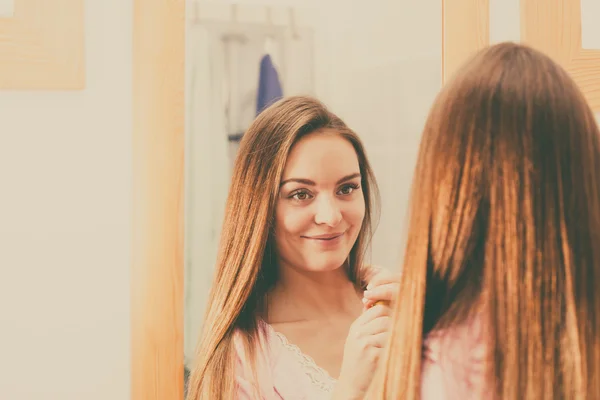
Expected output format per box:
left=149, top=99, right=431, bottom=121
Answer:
left=186, top=96, right=398, bottom=399
left=372, top=42, right=600, bottom=399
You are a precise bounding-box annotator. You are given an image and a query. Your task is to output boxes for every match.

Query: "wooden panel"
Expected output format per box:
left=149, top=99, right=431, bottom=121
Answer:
left=521, top=0, right=600, bottom=110
left=131, top=0, right=185, bottom=399
left=442, top=0, right=489, bottom=83
left=443, top=0, right=600, bottom=111
left=0, top=0, right=84, bottom=89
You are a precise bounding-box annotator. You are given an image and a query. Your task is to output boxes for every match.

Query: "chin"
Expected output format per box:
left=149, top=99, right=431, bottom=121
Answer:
left=304, top=255, right=348, bottom=272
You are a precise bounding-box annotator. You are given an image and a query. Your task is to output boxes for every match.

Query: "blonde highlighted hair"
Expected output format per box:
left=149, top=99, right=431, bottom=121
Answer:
left=374, top=42, right=600, bottom=399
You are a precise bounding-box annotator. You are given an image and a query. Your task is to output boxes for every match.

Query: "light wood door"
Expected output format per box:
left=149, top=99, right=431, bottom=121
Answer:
left=443, top=0, right=600, bottom=111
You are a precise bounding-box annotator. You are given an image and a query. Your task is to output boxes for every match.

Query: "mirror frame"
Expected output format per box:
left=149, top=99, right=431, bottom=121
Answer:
left=132, top=0, right=185, bottom=399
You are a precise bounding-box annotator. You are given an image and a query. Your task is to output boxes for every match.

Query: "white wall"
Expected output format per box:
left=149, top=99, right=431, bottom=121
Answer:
left=0, top=1, right=132, bottom=399
left=312, top=0, right=442, bottom=270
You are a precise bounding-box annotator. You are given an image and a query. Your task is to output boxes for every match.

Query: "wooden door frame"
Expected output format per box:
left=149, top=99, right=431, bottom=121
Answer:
left=442, top=0, right=600, bottom=111
left=132, top=0, right=185, bottom=399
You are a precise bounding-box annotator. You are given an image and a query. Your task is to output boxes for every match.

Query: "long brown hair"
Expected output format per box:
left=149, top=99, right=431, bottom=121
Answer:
left=186, top=96, right=379, bottom=399
left=374, top=42, right=600, bottom=399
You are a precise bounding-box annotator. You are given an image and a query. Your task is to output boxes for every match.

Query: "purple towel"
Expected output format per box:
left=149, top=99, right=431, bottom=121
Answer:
left=256, top=54, right=283, bottom=116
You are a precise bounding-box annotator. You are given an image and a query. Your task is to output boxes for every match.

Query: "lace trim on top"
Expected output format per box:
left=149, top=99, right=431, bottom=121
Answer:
left=266, top=324, right=337, bottom=393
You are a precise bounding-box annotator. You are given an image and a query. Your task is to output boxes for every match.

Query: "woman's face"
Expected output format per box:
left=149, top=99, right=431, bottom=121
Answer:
left=274, top=129, right=366, bottom=273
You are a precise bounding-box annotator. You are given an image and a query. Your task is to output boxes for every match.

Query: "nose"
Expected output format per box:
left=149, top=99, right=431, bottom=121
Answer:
left=314, top=195, right=342, bottom=227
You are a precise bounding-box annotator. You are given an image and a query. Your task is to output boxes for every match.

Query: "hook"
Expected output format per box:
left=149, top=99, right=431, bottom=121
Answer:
left=230, top=4, right=238, bottom=24
left=222, top=4, right=247, bottom=43
left=264, top=6, right=276, bottom=40
left=288, top=8, right=300, bottom=40
left=266, top=6, right=276, bottom=37
left=266, top=7, right=273, bottom=27
left=192, top=1, right=200, bottom=24
left=263, top=7, right=277, bottom=56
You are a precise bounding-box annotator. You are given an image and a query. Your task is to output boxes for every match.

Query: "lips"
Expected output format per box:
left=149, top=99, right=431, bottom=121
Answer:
left=303, top=232, right=345, bottom=240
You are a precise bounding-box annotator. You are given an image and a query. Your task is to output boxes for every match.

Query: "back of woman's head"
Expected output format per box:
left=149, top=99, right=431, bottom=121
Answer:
left=376, top=42, right=600, bottom=399
left=186, top=95, right=378, bottom=399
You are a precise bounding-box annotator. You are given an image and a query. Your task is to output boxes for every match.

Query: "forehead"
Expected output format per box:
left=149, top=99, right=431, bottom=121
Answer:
left=283, top=130, right=360, bottom=180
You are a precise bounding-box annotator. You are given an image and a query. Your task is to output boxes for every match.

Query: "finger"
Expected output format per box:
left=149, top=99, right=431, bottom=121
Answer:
left=368, top=332, right=390, bottom=348
left=366, top=271, right=401, bottom=290
left=362, top=316, right=391, bottom=336
left=363, top=283, right=399, bottom=302
left=359, top=302, right=391, bottom=323
left=362, top=298, right=388, bottom=310
left=362, top=297, right=375, bottom=310
left=362, top=296, right=390, bottom=309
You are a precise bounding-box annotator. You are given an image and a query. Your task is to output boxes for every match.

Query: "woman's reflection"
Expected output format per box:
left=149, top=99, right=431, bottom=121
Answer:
left=186, top=96, right=398, bottom=399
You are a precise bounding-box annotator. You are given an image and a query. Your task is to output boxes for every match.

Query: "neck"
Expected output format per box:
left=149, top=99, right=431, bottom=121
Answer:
left=266, top=262, right=363, bottom=323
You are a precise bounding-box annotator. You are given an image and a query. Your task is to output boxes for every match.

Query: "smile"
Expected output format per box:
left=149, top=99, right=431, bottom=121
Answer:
left=302, top=232, right=345, bottom=241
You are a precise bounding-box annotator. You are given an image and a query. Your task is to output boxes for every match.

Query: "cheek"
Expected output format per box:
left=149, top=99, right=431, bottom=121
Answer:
left=275, top=203, right=314, bottom=236
left=344, top=196, right=366, bottom=226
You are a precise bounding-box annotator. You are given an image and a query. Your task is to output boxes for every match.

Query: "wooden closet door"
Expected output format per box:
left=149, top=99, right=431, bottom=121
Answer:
left=443, top=0, right=600, bottom=112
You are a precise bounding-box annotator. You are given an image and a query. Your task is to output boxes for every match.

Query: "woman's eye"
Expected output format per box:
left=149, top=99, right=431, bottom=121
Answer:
left=290, top=191, right=312, bottom=201
left=338, top=184, right=360, bottom=196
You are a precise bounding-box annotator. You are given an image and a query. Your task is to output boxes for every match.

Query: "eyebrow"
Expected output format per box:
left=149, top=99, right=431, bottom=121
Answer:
left=280, top=172, right=361, bottom=187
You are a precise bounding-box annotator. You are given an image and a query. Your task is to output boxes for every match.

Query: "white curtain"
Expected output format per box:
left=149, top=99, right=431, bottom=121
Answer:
left=184, top=23, right=230, bottom=367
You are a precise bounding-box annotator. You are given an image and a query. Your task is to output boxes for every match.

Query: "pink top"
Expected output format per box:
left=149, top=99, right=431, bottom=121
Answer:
left=421, top=317, right=489, bottom=399
left=233, top=321, right=336, bottom=399
left=233, top=319, right=488, bottom=399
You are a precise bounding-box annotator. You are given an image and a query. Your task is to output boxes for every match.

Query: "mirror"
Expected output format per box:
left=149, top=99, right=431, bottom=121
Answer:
left=182, top=0, right=442, bottom=385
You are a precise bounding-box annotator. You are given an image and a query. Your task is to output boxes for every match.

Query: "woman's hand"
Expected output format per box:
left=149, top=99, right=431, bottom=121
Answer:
left=333, top=303, right=391, bottom=400
left=331, top=265, right=400, bottom=399
left=362, top=265, right=401, bottom=310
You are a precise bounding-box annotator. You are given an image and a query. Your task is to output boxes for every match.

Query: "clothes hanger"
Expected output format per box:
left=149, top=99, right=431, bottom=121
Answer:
left=222, top=4, right=248, bottom=44
left=263, top=7, right=277, bottom=58
left=288, top=7, right=301, bottom=40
